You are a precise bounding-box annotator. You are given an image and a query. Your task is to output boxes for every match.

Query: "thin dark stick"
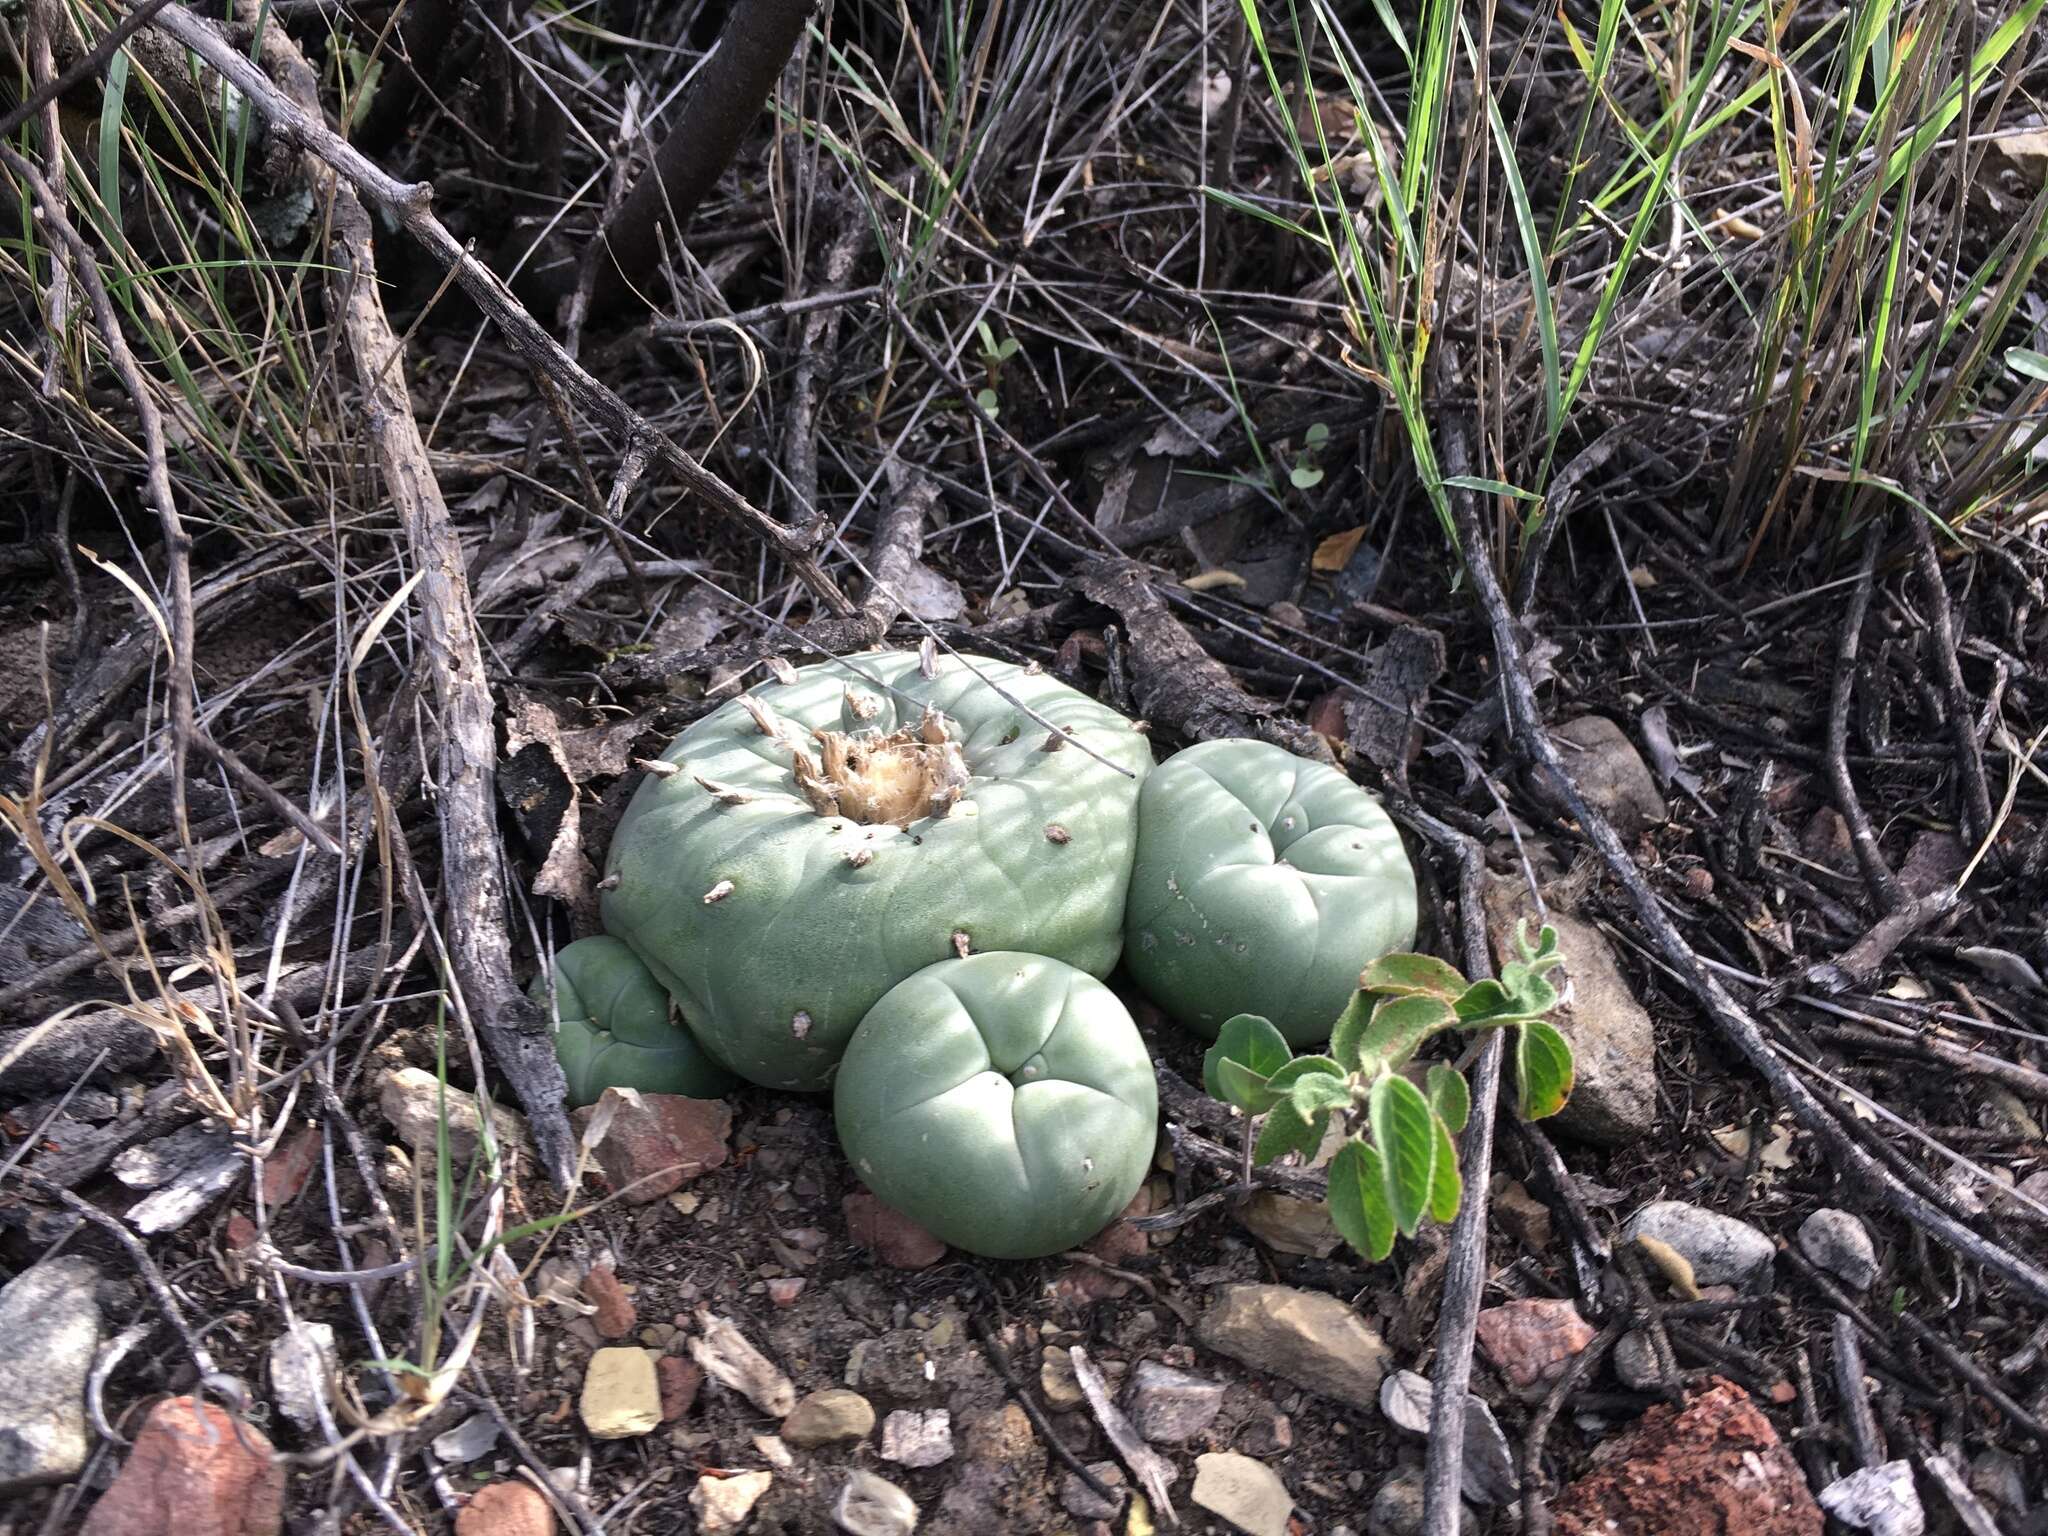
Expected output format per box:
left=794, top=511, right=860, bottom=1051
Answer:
left=1401, top=805, right=1506, bottom=1536
left=1521, top=1316, right=1626, bottom=1536
left=1905, top=508, right=1996, bottom=844
left=1827, top=520, right=1908, bottom=912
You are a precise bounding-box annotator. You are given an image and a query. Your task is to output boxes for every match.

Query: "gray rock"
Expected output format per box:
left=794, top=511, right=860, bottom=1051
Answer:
left=268, top=1320, right=338, bottom=1433
left=1192, top=1452, right=1294, bottom=1536
left=1061, top=1462, right=1127, bottom=1520
left=1195, top=1284, right=1390, bottom=1411
left=1621, top=1199, right=1775, bottom=1290
left=832, top=1469, right=918, bottom=1536
left=1373, top=1371, right=1517, bottom=1505
left=1123, top=1361, right=1223, bottom=1443
left=1612, top=1330, right=1662, bottom=1392
left=1799, top=1208, right=1879, bottom=1291
left=880, top=1408, right=952, bottom=1469
left=0, top=1255, right=101, bottom=1491
left=123, top=1131, right=244, bottom=1234
left=1530, top=715, right=1668, bottom=837
left=1367, top=1471, right=1475, bottom=1536
left=1483, top=885, right=1657, bottom=1146
left=110, top=1122, right=235, bottom=1189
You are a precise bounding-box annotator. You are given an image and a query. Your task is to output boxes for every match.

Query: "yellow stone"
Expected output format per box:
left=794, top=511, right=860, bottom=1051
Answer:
left=581, top=1346, right=660, bottom=1439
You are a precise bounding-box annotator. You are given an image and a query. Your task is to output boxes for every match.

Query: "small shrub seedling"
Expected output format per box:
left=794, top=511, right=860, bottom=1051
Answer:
left=1202, top=919, right=1575, bottom=1262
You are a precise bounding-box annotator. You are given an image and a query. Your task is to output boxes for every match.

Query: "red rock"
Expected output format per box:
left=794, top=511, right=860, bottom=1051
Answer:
left=259, top=1127, right=321, bottom=1210
left=456, top=1480, right=555, bottom=1536
left=582, top=1265, right=636, bottom=1340
left=570, top=1092, right=731, bottom=1205
left=658, top=1357, right=703, bottom=1421
left=1084, top=1188, right=1151, bottom=1264
left=1051, top=1264, right=1132, bottom=1305
left=225, top=1213, right=258, bottom=1253
left=1800, top=808, right=1853, bottom=868
left=82, top=1396, right=284, bottom=1536
left=1475, top=1298, right=1596, bottom=1389
left=766, top=1277, right=806, bottom=1307
left=843, top=1189, right=946, bottom=1269
left=1900, top=830, right=1966, bottom=897
left=1552, top=1377, right=1822, bottom=1536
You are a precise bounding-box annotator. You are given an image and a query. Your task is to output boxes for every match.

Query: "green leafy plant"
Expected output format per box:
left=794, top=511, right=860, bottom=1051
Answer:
left=1288, top=421, right=1331, bottom=489
left=1203, top=920, right=1574, bottom=1261
left=972, top=318, right=1023, bottom=420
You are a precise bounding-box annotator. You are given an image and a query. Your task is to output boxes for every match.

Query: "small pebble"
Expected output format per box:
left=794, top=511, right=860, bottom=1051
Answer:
left=1798, top=1208, right=1879, bottom=1291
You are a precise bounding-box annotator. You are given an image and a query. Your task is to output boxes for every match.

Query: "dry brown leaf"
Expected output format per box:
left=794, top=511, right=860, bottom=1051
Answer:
left=1313, top=526, right=1367, bottom=573
left=1634, top=1233, right=1702, bottom=1300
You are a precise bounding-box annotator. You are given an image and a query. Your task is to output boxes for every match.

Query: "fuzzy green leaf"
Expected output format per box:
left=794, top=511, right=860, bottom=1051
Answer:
left=1358, top=994, right=1457, bottom=1070
left=1427, top=1110, right=1463, bottom=1224
left=1359, top=952, right=1468, bottom=1003
left=1216, top=1056, right=1282, bottom=1115
left=1453, top=977, right=1515, bottom=1023
left=1255, top=1099, right=1328, bottom=1166
left=1327, top=1138, right=1396, bottom=1261
left=1205, top=1015, right=1292, bottom=1101
left=1289, top=1070, right=1355, bottom=1120
left=1515, top=1019, right=1575, bottom=1120
left=1370, top=1073, right=1437, bottom=1238
left=1330, top=989, right=1373, bottom=1072
left=1426, top=1063, right=1471, bottom=1134
left=1267, top=1055, right=1345, bottom=1092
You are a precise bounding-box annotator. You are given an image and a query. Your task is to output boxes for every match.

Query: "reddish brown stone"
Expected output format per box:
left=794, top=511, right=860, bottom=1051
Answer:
left=1475, top=1299, right=1596, bottom=1389
left=1552, top=1377, right=1822, bottom=1536
left=582, top=1265, right=636, bottom=1340
left=1083, top=1188, right=1151, bottom=1265
left=455, top=1480, right=555, bottom=1536
left=658, top=1357, right=703, bottom=1422
left=82, top=1396, right=284, bottom=1536
left=766, top=1277, right=806, bottom=1307
left=259, top=1127, right=321, bottom=1210
left=570, top=1092, right=731, bottom=1205
left=224, top=1213, right=258, bottom=1253
left=843, top=1189, right=946, bottom=1269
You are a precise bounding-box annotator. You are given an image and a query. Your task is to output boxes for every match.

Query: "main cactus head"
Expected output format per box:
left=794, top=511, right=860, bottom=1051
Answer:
left=597, top=650, right=1155, bottom=1091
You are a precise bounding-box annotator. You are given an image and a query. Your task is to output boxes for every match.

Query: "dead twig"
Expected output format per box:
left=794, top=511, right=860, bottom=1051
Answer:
left=144, top=1, right=854, bottom=619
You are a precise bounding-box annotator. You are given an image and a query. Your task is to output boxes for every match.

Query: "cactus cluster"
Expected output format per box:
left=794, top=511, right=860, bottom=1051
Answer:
left=533, top=647, right=1432, bottom=1259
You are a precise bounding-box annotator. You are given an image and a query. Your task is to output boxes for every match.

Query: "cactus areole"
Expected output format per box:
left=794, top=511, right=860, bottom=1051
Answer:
left=833, top=952, right=1159, bottom=1258
left=1124, top=737, right=1418, bottom=1046
left=530, top=936, right=738, bottom=1108
left=598, top=651, right=1156, bottom=1091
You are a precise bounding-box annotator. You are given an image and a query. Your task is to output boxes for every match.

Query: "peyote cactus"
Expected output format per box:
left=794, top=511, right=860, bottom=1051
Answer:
left=530, top=936, right=738, bottom=1107
left=598, top=650, right=1155, bottom=1091
left=832, top=952, right=1159, bottom=1259
left=540, top=647, right=1456, bottom=1265
left=1123, top=737, right=1418, bottom=1047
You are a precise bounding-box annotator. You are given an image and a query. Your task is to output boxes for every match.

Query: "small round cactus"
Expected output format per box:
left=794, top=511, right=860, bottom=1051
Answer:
left=531, top=936, right=738, bottom=1107
left=832, top=952, right=1159, bottom=1259
left=1124, top=737, right=1418, bottom=1047
left=599, top=650, right=1154, bottom=1091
